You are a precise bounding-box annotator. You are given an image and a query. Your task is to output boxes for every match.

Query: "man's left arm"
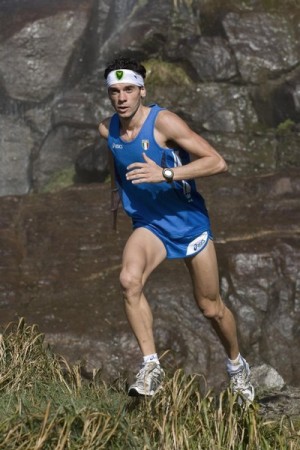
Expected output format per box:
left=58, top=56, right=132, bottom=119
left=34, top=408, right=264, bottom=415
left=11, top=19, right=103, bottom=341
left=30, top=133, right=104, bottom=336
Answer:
left=156, top=110, right=228, bottom=180
left=125, top=110, right=227, bottom=184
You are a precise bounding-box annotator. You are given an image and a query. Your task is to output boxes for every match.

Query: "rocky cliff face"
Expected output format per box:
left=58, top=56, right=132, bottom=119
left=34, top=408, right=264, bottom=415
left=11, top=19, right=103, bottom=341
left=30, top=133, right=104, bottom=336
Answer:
left=0, top=0, right=299, bottom=390
left=0, top=172, right=299, bottom=389
left=0, top=0, right=299, bottom=194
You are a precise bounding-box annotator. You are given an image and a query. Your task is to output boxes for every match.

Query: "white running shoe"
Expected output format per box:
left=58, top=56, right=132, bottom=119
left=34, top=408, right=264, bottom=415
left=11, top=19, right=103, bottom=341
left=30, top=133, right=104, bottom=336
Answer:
left=227, top=357, right=255, bottom=404
left=128, top=362, right=165, bottom=397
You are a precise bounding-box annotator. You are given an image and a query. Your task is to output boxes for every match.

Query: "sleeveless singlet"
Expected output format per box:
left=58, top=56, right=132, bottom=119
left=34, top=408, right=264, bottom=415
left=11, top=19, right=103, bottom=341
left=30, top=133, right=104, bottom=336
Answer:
left=108, top=104, right=211, bottom=241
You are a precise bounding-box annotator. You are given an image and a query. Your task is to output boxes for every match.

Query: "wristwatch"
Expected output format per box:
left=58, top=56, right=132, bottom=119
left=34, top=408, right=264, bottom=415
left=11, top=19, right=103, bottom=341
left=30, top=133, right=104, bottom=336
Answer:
left=162, top=167, right=174, bottom=183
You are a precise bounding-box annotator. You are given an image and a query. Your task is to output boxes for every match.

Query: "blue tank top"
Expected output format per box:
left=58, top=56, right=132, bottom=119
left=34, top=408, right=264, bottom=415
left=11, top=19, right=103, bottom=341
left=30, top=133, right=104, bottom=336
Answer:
left=108, top=104, right=210, bottom=238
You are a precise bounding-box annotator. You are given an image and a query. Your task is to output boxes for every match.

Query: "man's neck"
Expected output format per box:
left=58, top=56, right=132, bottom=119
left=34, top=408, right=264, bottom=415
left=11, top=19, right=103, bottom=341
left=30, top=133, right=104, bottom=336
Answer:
left=120, top=105, right=149, bottom=140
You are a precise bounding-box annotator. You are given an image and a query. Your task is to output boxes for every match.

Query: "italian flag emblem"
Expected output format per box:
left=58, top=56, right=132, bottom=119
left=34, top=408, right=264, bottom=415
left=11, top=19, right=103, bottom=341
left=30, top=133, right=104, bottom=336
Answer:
left=142, top=140, right=149, bottom=150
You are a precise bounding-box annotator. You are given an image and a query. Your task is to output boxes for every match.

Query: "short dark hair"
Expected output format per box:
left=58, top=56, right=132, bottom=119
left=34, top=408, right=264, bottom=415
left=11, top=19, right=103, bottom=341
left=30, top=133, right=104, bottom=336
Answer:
left=104, top=56, right=146, bottom=80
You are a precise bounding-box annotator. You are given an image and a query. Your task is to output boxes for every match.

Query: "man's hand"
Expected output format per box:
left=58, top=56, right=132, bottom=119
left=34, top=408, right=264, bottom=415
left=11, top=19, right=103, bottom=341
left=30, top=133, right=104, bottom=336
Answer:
left=126, top=153, right=164, bottom=184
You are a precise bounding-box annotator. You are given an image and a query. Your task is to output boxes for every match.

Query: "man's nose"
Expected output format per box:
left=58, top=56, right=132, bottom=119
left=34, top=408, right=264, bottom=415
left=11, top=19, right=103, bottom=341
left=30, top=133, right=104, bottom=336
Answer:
left=118, top=91, right=126, bottom=102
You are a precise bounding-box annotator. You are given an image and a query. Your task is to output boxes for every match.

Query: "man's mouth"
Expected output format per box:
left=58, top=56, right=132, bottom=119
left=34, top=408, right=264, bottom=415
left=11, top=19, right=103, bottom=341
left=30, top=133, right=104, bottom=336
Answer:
left=118, top=106, right=128, bottom=113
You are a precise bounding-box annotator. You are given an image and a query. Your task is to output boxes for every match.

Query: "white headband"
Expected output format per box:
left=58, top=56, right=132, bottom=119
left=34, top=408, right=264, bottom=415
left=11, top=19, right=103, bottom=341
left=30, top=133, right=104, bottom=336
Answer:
left=106, top=69, right=144, bottom=88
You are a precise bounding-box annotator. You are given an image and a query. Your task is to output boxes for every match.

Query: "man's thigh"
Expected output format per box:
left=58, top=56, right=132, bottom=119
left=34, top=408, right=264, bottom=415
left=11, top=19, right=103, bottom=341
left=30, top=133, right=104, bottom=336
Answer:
left=122, top=227, right=167, bottom=283
left=184, top=239, right=220, bottom=299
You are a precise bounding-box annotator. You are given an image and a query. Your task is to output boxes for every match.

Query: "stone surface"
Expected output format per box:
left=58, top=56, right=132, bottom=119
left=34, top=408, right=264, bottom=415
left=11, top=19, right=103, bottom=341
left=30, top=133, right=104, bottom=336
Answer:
left=0, top=0, right=300, bottom=194
left=171, top=36, right=238, bottom=82
left=252, top=364, right=285, bottom=391
left=223, top=12, right=300, bottom=83
left=0, top=0, right=299, bottom=400
left=0, top=115, right=34, bottom=195
left=250, top=364, right=300, bottom=420
left=0, top=10, right=91, bottom=102
left=33, top=126, right=99, bottom=190
left=179, top=84, right=259, bottom=133
left=75, top=140, right=109, bottom=183
left=0, top=170, right=299, bottom=390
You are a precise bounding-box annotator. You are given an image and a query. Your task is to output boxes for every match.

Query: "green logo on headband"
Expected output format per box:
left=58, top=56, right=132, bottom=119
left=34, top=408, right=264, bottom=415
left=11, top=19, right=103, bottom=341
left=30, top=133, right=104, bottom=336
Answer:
left=116, top=70, right=124, bottom=80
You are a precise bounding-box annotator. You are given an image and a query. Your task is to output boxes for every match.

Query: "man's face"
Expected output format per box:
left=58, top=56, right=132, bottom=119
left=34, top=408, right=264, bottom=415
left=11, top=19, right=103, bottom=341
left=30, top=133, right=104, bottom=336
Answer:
left=108, top=83, right=145, bottom=119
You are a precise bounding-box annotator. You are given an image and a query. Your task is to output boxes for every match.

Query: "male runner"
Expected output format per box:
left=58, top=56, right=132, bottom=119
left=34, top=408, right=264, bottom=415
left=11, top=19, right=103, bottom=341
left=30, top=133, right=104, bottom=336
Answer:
left=99, top=56, right=254, bottom=403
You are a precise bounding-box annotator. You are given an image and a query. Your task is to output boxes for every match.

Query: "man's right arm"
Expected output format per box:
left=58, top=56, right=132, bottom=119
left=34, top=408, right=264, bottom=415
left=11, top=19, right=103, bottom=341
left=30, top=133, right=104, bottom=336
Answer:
left=98, top=117, right=110, bottom=139
left=98, top=117, right=117, bottom=191
left=99, top=117, right=120, bottom=230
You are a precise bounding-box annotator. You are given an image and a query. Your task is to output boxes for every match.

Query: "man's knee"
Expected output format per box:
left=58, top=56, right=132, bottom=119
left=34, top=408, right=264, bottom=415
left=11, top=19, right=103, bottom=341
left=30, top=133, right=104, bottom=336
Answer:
left=198, top=296, right=225, bottom=321
left=119, top=267, right=143, bottom=299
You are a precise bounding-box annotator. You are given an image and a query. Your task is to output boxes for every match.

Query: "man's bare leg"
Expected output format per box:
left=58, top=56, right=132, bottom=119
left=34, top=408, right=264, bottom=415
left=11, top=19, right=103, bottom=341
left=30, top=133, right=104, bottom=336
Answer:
left=120, top=228, right=166, bottom=396
left=185, top=239, right=239, bottom=359
left=120, top=227, right=167, bottom=356
left=185, top=239, right=255, bottom=402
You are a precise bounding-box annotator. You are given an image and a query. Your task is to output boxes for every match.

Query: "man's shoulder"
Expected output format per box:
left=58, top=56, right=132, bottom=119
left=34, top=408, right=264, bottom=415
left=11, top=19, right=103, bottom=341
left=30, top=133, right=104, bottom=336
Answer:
left=156, top=108, right=178, bottom=120
left=155, top=108, right=190, bottom=142
left=99, top=116, right=112, bottom=139
left=155, top=108, right=181, bottom=129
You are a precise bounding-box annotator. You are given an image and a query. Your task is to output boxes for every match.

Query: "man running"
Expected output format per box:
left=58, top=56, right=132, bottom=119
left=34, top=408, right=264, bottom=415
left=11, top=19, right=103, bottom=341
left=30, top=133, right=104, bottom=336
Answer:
left=99, top=56, right=254, bottom=403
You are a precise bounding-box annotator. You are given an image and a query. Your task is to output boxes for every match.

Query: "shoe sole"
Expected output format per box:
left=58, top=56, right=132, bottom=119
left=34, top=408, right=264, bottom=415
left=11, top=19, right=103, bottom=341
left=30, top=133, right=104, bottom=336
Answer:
left=128, top=384, right=163, bottom=397
left=128, top=388, right=152, bottom=397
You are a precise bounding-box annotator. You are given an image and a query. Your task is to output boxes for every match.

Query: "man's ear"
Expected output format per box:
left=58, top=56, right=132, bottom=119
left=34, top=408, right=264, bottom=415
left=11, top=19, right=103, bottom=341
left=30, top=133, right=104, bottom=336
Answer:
left=140, top=86, right=146, bottom=98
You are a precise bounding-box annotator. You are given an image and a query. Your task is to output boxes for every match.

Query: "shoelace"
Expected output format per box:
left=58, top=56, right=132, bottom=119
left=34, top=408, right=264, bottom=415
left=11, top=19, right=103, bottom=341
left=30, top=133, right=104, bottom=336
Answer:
left=230, top=368, right=249, bottom=390
left=135, top=364, right=161, bottom=388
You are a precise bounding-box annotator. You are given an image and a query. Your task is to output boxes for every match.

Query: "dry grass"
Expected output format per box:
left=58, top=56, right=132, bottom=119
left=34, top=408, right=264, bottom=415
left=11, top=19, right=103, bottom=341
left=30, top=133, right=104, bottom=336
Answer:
left=0, top=319, right=299, bottom=449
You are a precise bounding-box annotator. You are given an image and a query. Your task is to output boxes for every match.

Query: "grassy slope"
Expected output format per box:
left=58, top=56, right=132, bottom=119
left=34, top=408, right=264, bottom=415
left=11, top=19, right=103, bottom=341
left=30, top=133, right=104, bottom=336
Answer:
left=0, top=319, right=299, bottom=449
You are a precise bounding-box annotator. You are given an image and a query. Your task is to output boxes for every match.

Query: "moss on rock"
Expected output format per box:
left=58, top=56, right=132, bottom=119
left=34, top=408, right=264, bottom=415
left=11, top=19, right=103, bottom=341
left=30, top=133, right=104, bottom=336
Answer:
left=143, top=59, right=193, bottom=87
left=42, top=167, right=75, bottom=193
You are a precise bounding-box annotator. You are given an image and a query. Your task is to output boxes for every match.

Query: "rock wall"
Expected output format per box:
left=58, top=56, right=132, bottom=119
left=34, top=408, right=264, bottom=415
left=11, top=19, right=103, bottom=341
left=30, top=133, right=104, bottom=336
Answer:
left=0, top=0, right=299, bottom=194
left=0, top=0, right=300, bottom=388
left=0, top=172, right=299, bottom=388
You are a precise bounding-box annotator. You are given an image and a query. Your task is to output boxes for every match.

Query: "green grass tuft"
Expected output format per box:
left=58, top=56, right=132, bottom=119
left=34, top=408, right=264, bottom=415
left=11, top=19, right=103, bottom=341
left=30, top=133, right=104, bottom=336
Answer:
left=0, top=319, right=299, bottom=449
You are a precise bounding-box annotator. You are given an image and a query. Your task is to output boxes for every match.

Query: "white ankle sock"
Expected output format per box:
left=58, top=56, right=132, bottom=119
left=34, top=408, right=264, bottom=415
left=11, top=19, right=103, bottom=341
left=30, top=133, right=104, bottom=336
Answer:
left=143, top=353, right=159, bottom=364
left=227, top=353, right=243, bottom=371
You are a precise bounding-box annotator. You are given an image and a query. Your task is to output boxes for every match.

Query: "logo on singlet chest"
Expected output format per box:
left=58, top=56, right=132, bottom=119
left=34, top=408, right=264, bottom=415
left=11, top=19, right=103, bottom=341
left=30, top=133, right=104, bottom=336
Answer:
left=142, top=140, right=149, bottom=151
left=112, top=142, right=123, bottom=149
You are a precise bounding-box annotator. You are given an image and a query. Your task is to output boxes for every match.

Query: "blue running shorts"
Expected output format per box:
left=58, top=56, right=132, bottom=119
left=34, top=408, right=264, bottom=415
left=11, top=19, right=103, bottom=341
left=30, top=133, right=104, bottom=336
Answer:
left=136, top=224, right=213, bottom=259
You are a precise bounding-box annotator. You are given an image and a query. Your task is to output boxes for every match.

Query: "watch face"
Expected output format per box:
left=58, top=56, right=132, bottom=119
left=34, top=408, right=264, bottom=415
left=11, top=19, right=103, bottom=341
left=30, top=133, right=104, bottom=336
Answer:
left=163, top=168, right=174, bottom=181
